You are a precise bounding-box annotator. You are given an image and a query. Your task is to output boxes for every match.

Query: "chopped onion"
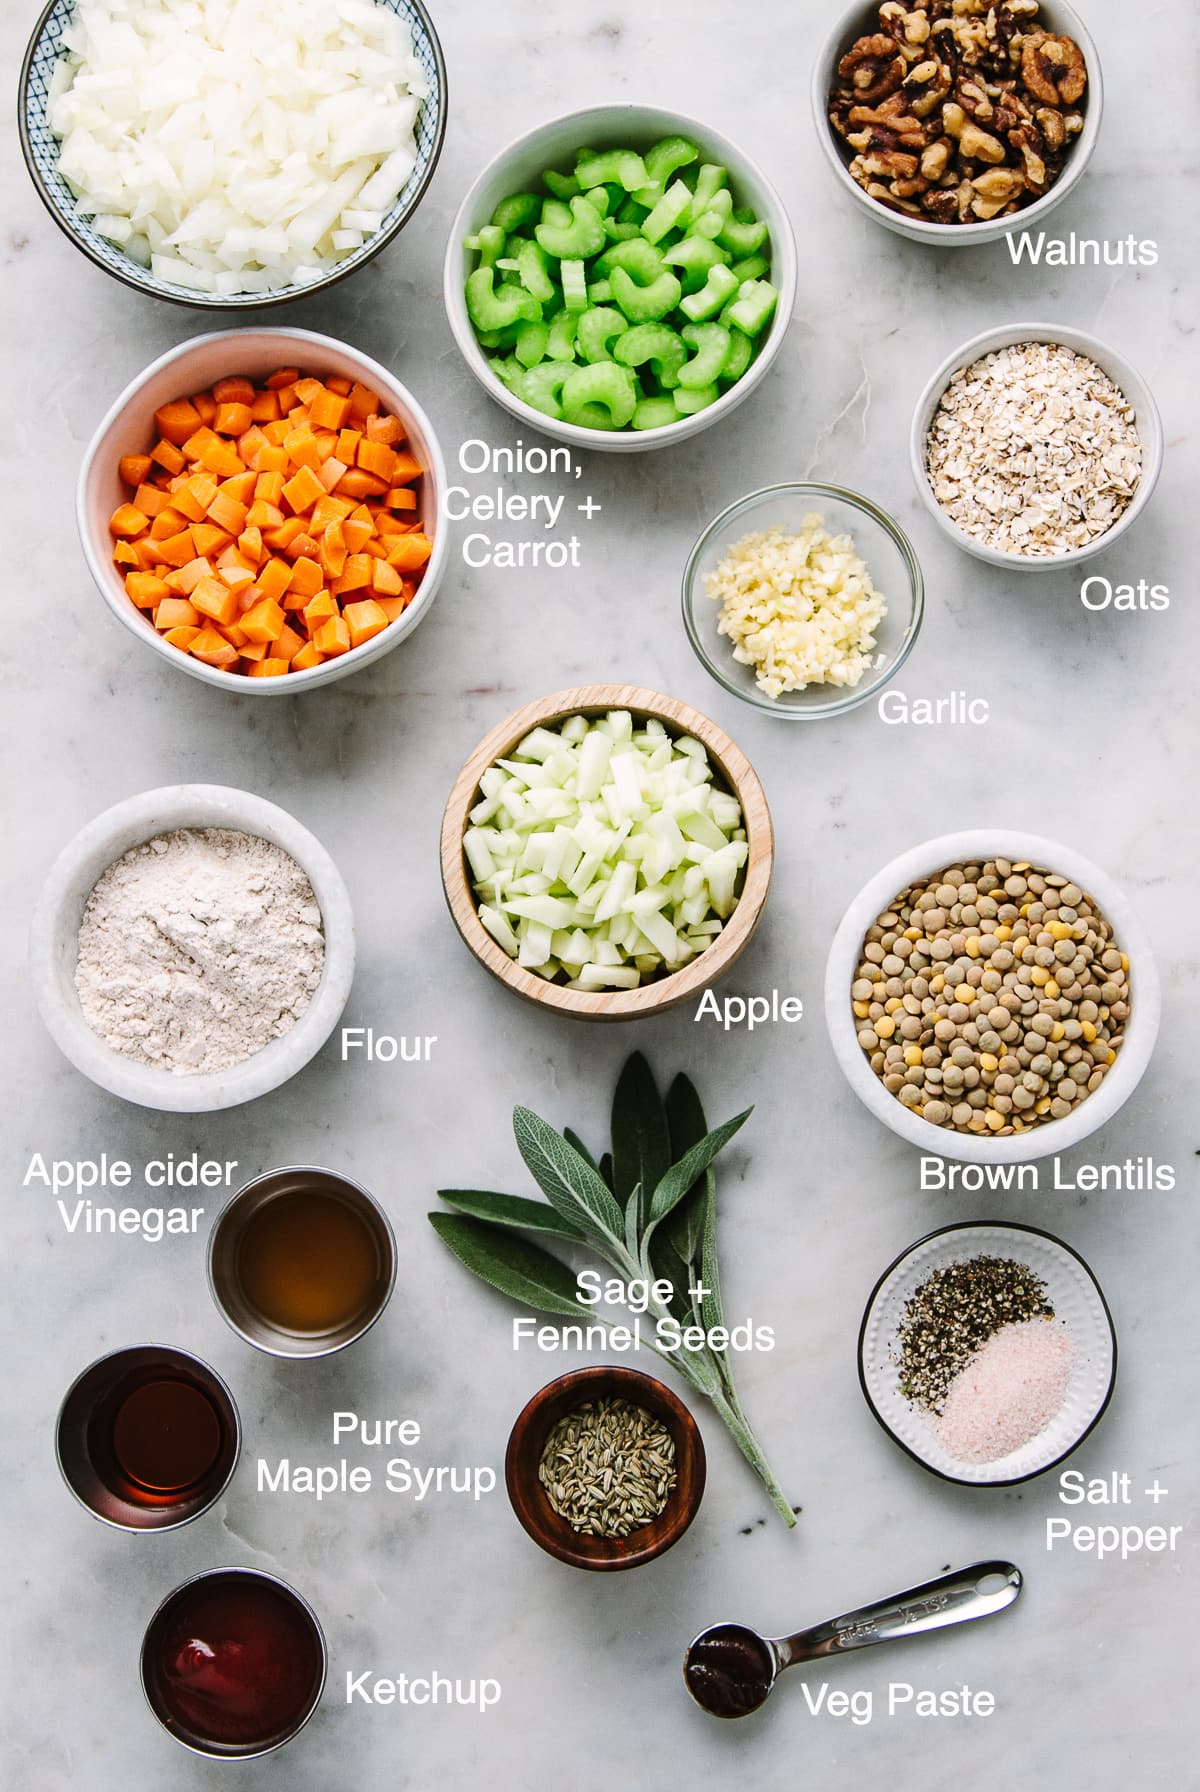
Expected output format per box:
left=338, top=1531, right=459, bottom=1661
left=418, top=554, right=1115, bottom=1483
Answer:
left=467, top=712, right=748, bottom=990
left=49, top=0, right=429, bottom=294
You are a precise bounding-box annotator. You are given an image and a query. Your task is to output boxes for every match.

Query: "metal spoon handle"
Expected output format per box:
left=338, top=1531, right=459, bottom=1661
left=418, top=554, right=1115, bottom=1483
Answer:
left=775, top=1560, right=1021, bottom=1669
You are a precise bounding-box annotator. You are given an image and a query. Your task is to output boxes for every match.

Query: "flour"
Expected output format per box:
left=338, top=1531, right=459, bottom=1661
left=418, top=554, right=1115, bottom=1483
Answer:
left=75, top=828, right=325, bottom=1075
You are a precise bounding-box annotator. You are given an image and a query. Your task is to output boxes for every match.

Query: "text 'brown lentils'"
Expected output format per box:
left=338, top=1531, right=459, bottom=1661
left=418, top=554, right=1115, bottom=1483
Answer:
left=851, top=858, right=1129, bottom=1137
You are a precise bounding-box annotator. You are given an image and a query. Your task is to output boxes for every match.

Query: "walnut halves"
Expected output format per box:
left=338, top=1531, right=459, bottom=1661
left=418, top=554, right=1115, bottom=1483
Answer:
left=828, top=0, right=1088, bottom=225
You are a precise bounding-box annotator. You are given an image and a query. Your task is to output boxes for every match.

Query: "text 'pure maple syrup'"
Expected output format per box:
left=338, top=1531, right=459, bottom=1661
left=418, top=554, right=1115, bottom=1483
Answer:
left=208, top=1166, right=396, bottom=1358
left=56, top=1345, right=240, bottom=1531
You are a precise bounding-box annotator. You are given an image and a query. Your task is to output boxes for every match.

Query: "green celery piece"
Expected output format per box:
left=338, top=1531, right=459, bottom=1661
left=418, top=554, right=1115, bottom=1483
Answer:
left=593, top=236, right=664, bottom=281
left=582, top=184, right=612, bottom=217
left=492, top=354, right=527, bottom=393
left=473, top=223, right=506, bottom=267
left=691, top=189, right=734, bottom=239
left=577, top=306, right=627, bottom=363
left=543, top=168, right=579, bottom=201
left=679, top=262, right=740, bottom=323
left=561, top=361, right=638, bottom=430
left=539, top=196, right=572, bottom=230
left=561, top=258, right=589, bottom=312
left=717, top=213, right=769, bottom=256
left=602, top=218, right=640, bottom=244
left=723, top=278, right=779, bottom=336
left=633, top=135, right=699, bottom=206
left=613, top=321, right=686, bottom=390
left=574, top=148, right=648, bottom=191
left=491, top=192, right=541, bottom=233
left=515, top=320, right=550, bottom=368
left=546, top=309, right=580, bottom=361
left=730, top=251, right=769, bottom=284
left=640, top=179, right=692, bottom=245
left=466, top=267, right=541, bottom=332
left=588, top=279, right=613, bottom=303
left=662, top=234, right=730, bottom=294
left=633, top=394, right=680, bottom=431
left=687, top=163, right=728, bottom=221
left=535, top=194, right=607, bottom=260
left=520, top=362, right=571, bottom=418
left=616, top=195, right=651, bottom=225
left=611, top=265, right=682, bottom=324
left=673, top=381, right=720, bottom=415
left=721, top=327, right=754, bottom=383
left=477, top=321, right=522, bottom=349
left=678, top=322, right=731, bottom=390
left=515, top=238, right=556, bottom=303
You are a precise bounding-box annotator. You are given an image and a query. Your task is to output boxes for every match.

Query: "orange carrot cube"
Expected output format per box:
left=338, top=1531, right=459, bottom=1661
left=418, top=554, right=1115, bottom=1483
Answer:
left=343, top=598, right=389, bottom=647
left=110, top=503, right=150, bottom=538
left=154, top=597, right=200, bottom=630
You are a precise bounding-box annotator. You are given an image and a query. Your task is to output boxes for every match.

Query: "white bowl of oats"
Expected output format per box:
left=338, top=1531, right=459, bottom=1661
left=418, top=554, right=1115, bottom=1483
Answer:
left=910, top=324, right=1163, bottom=570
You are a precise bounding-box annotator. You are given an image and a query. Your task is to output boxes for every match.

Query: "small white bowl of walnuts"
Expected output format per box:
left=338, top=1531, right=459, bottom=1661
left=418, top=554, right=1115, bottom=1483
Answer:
left=812, top=0, right=1102, bottom=243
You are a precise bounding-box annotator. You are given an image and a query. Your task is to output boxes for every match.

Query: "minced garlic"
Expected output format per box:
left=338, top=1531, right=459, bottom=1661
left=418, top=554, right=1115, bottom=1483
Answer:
left=705, top=514, right=887, bottom=699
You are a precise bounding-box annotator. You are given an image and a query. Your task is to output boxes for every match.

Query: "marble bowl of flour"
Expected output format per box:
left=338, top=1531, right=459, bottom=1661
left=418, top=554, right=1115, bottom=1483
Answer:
left=31, top=785, right=355, bottom=1111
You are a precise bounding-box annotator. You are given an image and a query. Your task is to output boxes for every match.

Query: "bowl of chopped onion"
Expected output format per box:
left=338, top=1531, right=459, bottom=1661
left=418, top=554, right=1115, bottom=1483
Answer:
left=440, top=686, right=774, bottom=1019
left=19, top=0, right=447, bottom=308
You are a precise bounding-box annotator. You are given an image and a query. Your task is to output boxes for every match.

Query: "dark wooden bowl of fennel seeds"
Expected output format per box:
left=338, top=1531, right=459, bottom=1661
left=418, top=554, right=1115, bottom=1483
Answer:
left=506, top=1366, right=705, bottom=1570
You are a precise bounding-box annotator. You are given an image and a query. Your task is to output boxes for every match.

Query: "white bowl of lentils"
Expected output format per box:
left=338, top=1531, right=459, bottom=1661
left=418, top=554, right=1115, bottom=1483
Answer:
left=824, top=831, right=1160, bottom=1164
left=910, top=323, right=1163, bottom=570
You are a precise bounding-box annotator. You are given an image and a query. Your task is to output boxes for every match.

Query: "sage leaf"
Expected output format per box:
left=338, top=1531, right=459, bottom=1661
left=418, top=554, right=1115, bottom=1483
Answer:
left=513, top=1106, right=625, bottom=1244
left=665, top=1071, right=708, bottom=1161
left=611, top=1052, right=670, bottom=1229
left=428, top=1214, right=585, bottom=1317
left=648, top=1108, right=752, bottom=1224
left=700, top=1183, right=724, bottom=1334
left=624, top=1182, right=643, bottom=1258
left=436, top=1189, right=587, bottom=1243
left=564, top=1128, right=599, bottom=1174
left=651, top=1235, right=698, bottom=1327
left=598, top=1152, right=614, bottom=1192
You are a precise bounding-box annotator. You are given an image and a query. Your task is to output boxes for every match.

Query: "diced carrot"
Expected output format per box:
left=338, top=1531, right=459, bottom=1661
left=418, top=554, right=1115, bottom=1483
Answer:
left=274, top=623, right=305, bottom=663
left=163, top=626, right=203, bottom=651
left=336, top=469, right=389, bottom=500
left=155, top=399, right=204, bottom=446
left=377, top=593, right=411, bottom=624
left=133, top=537, right=168, bottom=570
left=236, top=425, right=269, bottom=468
left=310, top=389, right=351, bottom=430
left=304, top=593, right=338, bottom=627
left=239, top=640, right=270, bottom=663
left=238, top=526, right=264, bottom=564
left=113, top=541, right=139, bottom=568
left=386, top=532, right=433, bottom=570
left=273, top=384, right=298, bottom=414
left=154, top=597, right=200, bottom=630
left=337, top=428, right=362, bottom=462
left=240, top=597, right=286, bottom=644
left=225, top=623, right=249, bottom=647
left=193, top=391, right=218, bottom=425
left=248, top=500, right=286, bottom=532
left=319, top=521, right=348, bottom=580
left=285, top=532, right=320, bottom=562
left=291, top=642, right=323, bottom=671
left=110, top=503, right=150, bottom=537
left=371, top=558, right=403, bottom=597
left=255, top=558, right=293, bottom=605
left=191, top=576, right=241, bottom=628
left=255, top=471, right=286, bottom=505
left=343, top=517, right=374, bottom=554
left=250, top=390, right=281, bottom=424
left=264, top=516, right=307, bottom=551
left=125, top=571, right=171, bottom=609
left=386, top=487, right=418, bottom=510
left=248, top=657, right=291, bottom=677
left=169, top=556, right=212, bottom=596
left=282, top=464, right=325, bottom=514
left=317, top=456, right=349, bottom=494
left=151, top=438, right=187, bottom=475
left=343, top=598, right=389, bottom=647
left=190, top=523, right=232, bottom=558
left=389, top=451, right=423, bottom=485
left=348, top=382, right=380, bottom=420
left=183, top=428, right=244, bottom=478
left=132, top=483, right=171, bottom=519
left=119, top=454, right=154, bottom=487
left=213, top=376, right=256, bottom=407
left=265, top=366, right=300, bottom=390
left=365, top=413, right=403, bottom=445
left=175, top=473, right=219, bottom=523
left=287, top=556, right=324, bottom=599
left=332, top=554, right=372, bottom=595
left=356, top=439, right=397, bottom=482
left=310, top=495, right=354, bottom=532
left=214, top=402, right=253, bottom=436
left=312, top=615, right=352, bottom=656
left=283, top=425, right=323, bottom=473
left=189, top=627, right=239, bottom=668
left=206, top=490, right=249, bottom=535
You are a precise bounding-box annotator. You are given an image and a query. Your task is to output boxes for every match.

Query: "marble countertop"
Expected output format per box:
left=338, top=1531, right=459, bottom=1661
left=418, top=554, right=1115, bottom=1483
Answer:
left=3, top=1, right=1197, bottom=1786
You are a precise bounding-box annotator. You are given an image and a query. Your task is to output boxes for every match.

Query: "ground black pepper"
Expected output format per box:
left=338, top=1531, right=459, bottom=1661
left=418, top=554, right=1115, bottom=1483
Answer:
left=896, top=1256, right=1054, bottom=1414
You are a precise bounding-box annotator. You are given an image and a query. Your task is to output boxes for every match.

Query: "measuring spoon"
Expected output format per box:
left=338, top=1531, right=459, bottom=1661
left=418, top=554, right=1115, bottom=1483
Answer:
left=683, top=1559, right=1021, bottom=1718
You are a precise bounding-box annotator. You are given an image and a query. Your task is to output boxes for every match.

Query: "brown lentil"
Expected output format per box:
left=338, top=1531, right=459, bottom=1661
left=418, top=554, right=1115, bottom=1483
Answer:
left=853, top=858, right=1129, bottom=1136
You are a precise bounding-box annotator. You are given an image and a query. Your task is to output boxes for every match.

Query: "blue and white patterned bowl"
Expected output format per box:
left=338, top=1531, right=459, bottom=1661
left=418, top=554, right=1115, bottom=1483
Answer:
left=18, top=0, right=448, bottom=309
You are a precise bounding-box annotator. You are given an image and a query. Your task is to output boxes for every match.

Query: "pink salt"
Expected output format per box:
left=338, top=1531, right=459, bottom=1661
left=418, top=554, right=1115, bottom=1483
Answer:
left=933, top=1320, right=1074, bottom=1465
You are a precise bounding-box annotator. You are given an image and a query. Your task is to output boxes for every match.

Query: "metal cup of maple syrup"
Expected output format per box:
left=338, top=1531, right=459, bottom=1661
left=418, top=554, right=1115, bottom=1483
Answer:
left=207, top=1165, right=396, bottom=1359
left=55, top=1344, right=241, bottom=1532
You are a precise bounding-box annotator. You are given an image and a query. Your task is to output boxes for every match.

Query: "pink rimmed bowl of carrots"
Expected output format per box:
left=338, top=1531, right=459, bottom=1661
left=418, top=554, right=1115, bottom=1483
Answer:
left=77, top=327, right=449, bottom=693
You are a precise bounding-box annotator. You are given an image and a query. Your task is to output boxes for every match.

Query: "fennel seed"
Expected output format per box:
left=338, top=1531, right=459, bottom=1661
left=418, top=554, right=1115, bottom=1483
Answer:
left=538, top=1398, right=677, bottom=1539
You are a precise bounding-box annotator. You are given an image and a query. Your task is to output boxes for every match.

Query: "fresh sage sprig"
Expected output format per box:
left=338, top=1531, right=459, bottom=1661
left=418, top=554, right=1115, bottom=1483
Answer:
left=429, top=1053, right=794, bottom=1527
